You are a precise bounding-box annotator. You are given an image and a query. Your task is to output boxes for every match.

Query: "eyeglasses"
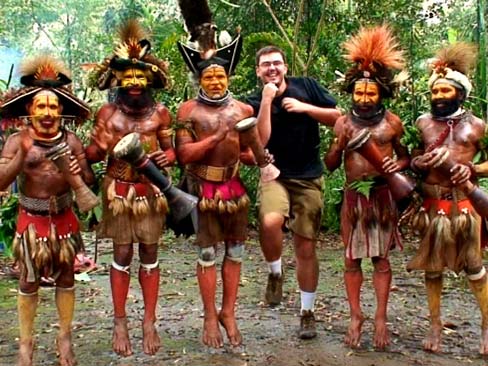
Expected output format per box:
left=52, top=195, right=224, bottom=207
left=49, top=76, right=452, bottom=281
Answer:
left=258, top=61, right=285, bottom=68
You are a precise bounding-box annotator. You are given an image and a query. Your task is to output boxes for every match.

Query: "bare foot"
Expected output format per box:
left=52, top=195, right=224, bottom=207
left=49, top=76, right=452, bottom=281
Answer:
left=112, top=317, right=133, bottom=357
left=373, top=317, right=390, bottom=350
left=142, top=320, right=160, bottom=355
left=479, top=326, right=488, bottom=354
left=423, top=323, right=442, bottom=353
left=57, top=332, right=77, bottom=366
left=345, top=314, right=364, bottom=348
left=17, top=340, right=33, bottom=366
left=202, top=316, right=223, bottom=348
left=219, top=312, right=242, bottom=346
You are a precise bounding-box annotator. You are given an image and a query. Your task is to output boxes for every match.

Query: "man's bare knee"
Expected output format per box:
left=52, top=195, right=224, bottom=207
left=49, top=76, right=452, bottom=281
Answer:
left=345, top=258, right=362, bottom=272
left=261, top=213, right=285, bottom=231
left=372, top=257, right=390, bottom=273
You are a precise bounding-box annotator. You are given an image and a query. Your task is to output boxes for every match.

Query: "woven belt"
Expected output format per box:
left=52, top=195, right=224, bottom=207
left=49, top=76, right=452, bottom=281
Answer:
left=188, top=162, right=239, bottom=183
left=19, top=192, right=73, bottom=215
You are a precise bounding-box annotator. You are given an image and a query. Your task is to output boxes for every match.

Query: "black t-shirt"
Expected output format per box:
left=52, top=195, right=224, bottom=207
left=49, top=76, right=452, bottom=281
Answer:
left=246, top=77, right=336, bottom=179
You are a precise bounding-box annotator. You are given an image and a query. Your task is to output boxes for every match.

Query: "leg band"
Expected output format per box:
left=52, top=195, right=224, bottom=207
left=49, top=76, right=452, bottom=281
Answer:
left=55, top=286, right=75, bottom=292
left=468, top=267, right=486, bottom=281
left=198, top=246, right=216, bottom=267
left=267, top=258, right=282, bottom=275
left=140, top=261, right=159, bottom=273
left=226, top=242, right=245, bottom=263
left=18, top=289, right=38, bottom=297
left=112, top=261, right=130, bottom=274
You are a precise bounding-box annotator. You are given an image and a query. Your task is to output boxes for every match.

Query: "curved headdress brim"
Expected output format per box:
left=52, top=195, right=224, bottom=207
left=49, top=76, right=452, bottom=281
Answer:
left=177, top=34, right=243, bottom=75
left=1, top=87, right=90, bottom=121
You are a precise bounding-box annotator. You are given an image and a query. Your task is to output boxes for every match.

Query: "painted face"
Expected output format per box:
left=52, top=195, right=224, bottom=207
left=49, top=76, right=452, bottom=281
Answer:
left=352, top=80, right=380, bottom=106
left=28, top=92, right=62, bottom=138
left=120, top=68, right=148, bottom=92
left=200, top=65, right=229, bottom=99
left=256, top=52, right=287, bottom=88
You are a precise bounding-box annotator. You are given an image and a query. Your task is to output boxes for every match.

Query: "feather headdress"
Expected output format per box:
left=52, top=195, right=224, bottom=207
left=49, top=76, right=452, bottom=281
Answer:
left=343, top=25, right=405, bottom=98
left=177, top=0, right=242, bottom=76
left=19, top=54, right=72, bottom=88
left=1, top=55, right=89, bottom=122
left=428, top=42, right=477, bottom=98
left=178, top=0, right=216, bottom=59
left=93, top=19, right=169, bottom=90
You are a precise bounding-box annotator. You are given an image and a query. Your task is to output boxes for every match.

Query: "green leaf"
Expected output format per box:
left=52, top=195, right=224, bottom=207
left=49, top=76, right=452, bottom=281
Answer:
left=348, top=179, right=375, bottom=199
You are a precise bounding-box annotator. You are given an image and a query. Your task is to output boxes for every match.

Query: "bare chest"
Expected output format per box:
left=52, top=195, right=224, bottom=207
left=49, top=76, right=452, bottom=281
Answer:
left=108, top=109, right=161, bottom=138
left=421, top=120, right=478, bottom=149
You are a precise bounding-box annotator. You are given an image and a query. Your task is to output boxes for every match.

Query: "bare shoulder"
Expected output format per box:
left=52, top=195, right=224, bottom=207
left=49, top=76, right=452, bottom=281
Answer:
left=96, top=103, right=117, bottom=121
left=1, top=131, right=22, bottom=156
left=385, top=110, right=401, bottom=125
left=333, top=115, right=348, bottom=133
left=154, top=103, right=172, bottom=126
left=415, top=113, right=431, bottom=129
left=235, top=100, right=254, bottom=118
left=176, top=99, right=197, bottom=121
left=65, top=130, right=83, bottom=148
left=470, top=113, right=485, bottom=129
left=384, top=110, right=404, bottom=132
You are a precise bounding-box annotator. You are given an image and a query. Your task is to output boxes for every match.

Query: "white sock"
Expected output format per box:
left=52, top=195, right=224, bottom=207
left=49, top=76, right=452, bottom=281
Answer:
left=300, top=290, right=316, bottom=312
left=267, top=258, right=282, bottom=276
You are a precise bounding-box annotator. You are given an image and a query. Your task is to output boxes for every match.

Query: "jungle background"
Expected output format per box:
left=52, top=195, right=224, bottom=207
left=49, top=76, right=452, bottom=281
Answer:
left=0, top=1, right=488, bottom=365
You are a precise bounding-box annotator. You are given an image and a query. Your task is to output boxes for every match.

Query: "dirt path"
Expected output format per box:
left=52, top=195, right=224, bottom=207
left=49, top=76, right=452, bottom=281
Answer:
left=0, top=231, right=487, bottom=366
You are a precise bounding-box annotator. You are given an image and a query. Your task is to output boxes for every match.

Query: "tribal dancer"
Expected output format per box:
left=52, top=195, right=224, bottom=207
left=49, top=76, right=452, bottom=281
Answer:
left=86, top=19, right=174, bottom=356
left=0, top=55, right=93, bottom=366
left=324, top=25, right=410, bottom=349
left=175, top=3, right=273, bottom=344
left=408, top=42, right=488, bottom=354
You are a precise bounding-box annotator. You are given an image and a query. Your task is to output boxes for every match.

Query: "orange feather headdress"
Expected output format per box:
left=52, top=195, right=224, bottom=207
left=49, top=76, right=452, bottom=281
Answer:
left=343, top=25, right=405, bottom=98
left=428, top=42, right=477, bottom=98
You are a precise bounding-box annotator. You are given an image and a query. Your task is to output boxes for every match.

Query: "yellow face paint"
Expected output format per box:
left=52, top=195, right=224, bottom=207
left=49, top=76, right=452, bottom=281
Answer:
left=200, top=66, right=229, bottom=99
left=120, top=68, right=148, bottom=89
left=353, top=80, right=380, bottom=105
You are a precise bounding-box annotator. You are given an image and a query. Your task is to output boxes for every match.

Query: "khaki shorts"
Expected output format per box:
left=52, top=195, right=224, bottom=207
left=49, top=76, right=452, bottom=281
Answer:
left=258, top=177, right=323, bottom=240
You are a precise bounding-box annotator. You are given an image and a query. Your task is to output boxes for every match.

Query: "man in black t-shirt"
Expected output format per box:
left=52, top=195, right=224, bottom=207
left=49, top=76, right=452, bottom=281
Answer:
left=247, top=45, right=340, bottom=339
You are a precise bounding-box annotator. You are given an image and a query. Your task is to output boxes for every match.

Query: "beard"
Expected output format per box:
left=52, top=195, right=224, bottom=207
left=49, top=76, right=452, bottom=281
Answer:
left=352, top=102, right=382, bottom=120
left=116, top=88, right=154, bottom=110
left=431, top=98, right=461, bottom=118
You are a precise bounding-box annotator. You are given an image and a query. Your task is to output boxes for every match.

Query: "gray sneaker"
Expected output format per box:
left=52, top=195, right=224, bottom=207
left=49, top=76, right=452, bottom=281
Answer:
left=265, top=273, right=283, bottom=306
left=298, top=310, right=317, bottom=339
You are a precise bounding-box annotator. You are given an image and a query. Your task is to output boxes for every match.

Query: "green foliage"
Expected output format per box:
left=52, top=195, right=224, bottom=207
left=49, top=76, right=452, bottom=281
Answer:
left=322, top=169, right=344, bottom=233
left=348, top=179, right=375, bottom=199
left=401, top=122, right=422, bottom=152
left=0, top=194, right=18, bottom=257
left=239, top=165, right=260, bottom=227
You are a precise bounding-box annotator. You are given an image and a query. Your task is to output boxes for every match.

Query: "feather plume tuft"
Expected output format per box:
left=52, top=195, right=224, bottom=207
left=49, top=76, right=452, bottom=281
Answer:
left=344, top=25, right=404, bottom=72
left=430, top=42, right=477, bottom=75
left=115, top=19, right=150, bottom=60
left=178, top=0, right=217, bottom=58
left=19, top=54, right=71, bottom=86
